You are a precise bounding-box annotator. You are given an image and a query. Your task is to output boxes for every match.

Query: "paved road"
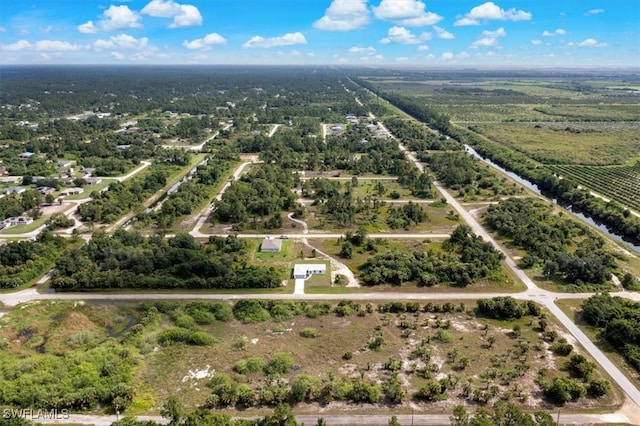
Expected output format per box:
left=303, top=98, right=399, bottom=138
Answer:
left=30, top=411, right=634, bottom=426
left=1, top=116, right=640, bottom=424
left=389, top=124, right=640, bottom=409
left=189, top=156, right=258, bottom=238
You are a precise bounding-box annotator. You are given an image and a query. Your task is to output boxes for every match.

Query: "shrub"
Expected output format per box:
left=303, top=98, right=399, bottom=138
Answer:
left=246, top=357, right=265, bottom=373
left=233, top=300, right=270, bottom=323
left=551, top=339, right=573, bottom=355
left=300, top=327, right=318, bottom=338
left=264, top=353, right=294, bottom=376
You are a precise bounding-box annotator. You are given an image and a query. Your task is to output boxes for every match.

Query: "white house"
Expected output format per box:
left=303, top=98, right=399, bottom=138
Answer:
left=260, top=238, right=283, bottom=253
left=60, top=187, right=83, bottom=196
left=293, top=264, right=327, bottom=280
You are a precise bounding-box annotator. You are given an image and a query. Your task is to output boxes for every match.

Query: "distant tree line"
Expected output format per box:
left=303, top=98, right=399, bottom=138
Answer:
left=51, top=231, right=281, bottom=290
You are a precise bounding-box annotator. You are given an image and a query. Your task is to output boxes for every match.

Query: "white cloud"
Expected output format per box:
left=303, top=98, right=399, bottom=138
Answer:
left=313, top=0, right=369, bottom=31
left=243, top=32, right=307, bottom=49
left=395, top=56, right=409, bottom=62
left=1, top=39, right=83, bottom=52
left=482, top=27, right=506, bottom=38
left=542, top=28, right=566, bottom=37
left=182, top=33, right=227, bottom=50
left=40, top=25, right=53, bottom=34
left=111, top=51, right=126, bottom=60
left=455, top=1, right=531, bottom=26
left=585, top=8, right=604, bottom=16
left=459, top=52, right=470, bottom=58
left=141, top=0, right=181, bottom=17
left=372, top=0, right=442, bottom=26
left=418, top=45, right=429, bottom=51
left=99, top=5, right=142, bottom=31
left=348, top=46, right=377, bottom=55
left=470, top=27, right=506, bottom=49
left=578, top=38, right=607, bottom=47
left=531, top=39, right=542, bottom=45
left=380, top=26, right=431, bottom=44
left=94, top=34, right=150, bottom=50
left=34, top=40, right=83, bottom=51
left=141, top=0, right=202, bottom=28
left=433, top=26, right=454, bottom=39
left=2, top=40, right=32, bottom=51
left=78, top=20, right=98, bottom=34
left=442, top=52, right=454, bottom=59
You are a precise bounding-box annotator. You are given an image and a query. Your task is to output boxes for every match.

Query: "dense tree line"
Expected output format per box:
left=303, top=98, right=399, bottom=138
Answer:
left=150, top=158, right=236, bottom=229
left=0, top=231, right=69, bottom=289
left=581, top=293, right=640, bottom=372
left=483, top=198, right=615, bottom=287
left=351, top=77, right=452, bottom=135
left=383, top=117, right=462, bottom=151
left=51, top=231, right=281, bottom=290
left=0, top=189, right=43, bottom=221
left=77, top=167, right=169, bottom=223
left=425, top=152, right=522, bottom=199
left=359, top=225, right=504, bottom=287
left=214, top=165, right=296, bottom=229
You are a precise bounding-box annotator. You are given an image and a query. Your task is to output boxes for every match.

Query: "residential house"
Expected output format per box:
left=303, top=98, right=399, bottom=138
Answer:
left=292, top=264, right=327, bottom=279
left=5, top=186, right=26, bottom=195
left=60, top=187, right=83, bottom=196
left=260, top=238, right=283, bottom=253
left=58, top=177, right=74, bottom=185
left=1, top=216, right=34, bottom=228
left=37, top=186, right=56, bottom=195
left=85, top=177, right=102, bottom=185
left=55, top=160, right=74, bottom=168
left=18, top=151, right=35, bottom=158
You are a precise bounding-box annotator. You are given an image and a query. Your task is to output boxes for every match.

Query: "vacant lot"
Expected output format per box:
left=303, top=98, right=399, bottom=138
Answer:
left=0, top=299, right=620, bottom=417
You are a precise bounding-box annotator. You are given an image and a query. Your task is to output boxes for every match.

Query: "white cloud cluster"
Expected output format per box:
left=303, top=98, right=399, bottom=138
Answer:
left=542, top=28, right=566, bottom=37
left=433, top=26, right=454, bottom=39
left=93, top=34, right=151, bottom=50
left=576, top=38, right=608, bottom=47
left=1, top=39, right=83, bottom=52
left=243, top=32, right=307, bottom=49
left=372, top=0, right=442, bottom=26
left=313, top=0, right=370, bottom=31
left=455, top=2, right=531, bottom=26
left=141, top=0, right=203, bottom=28
left=585, top=9, right=604, bottom=16
left=348, top=45, right=384, bottom=62
left=380, top=26, right=431, bottom=44
left=78, top=5, right=141, bottom=33
left=183, top=33, right=227, bottom=50
left=470, top=27, right=506, bottom=48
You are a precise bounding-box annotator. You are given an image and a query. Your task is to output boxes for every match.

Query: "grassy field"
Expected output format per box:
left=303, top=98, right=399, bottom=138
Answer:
left=468, top=123, right=640, bottom=166
left=0, top=299, right=621, bottom=418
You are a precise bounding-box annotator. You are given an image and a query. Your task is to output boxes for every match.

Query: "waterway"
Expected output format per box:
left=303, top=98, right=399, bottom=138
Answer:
left=464, top=144, right=640, bottom=253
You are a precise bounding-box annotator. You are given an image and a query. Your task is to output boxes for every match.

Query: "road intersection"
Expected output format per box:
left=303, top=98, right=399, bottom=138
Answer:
left=1, top=118, right=639, bottom=425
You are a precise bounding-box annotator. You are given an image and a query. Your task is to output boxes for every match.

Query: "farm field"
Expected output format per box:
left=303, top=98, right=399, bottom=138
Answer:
left=0, top=299, right=622, bottom=418
left=364, top=73, right=640, bottom=218
left=548, top=162, right=640, bottom=213
left=468, top=123, right=640, bottom=166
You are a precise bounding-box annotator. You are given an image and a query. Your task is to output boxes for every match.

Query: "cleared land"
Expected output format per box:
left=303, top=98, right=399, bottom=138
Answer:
left=0, top=300, right=621, bottom=417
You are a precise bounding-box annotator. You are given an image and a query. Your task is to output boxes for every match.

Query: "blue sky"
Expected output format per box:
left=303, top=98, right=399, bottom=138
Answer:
left=0, top=0, right=638, bottom=67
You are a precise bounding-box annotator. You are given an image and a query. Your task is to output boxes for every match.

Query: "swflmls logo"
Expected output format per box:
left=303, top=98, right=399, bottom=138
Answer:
left=2, top=408, right=70, bottom=420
